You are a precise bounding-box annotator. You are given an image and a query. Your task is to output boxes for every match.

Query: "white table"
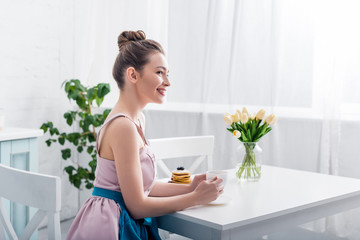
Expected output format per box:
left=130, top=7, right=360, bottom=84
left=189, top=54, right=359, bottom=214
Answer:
left=156, top=165, right=360, bottom=240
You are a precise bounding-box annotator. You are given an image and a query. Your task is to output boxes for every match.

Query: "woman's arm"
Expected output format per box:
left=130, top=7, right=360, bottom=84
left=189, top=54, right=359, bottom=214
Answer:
left=107, top=118, right=223, bottom=220
left=149, top=174, right=206, bottom=197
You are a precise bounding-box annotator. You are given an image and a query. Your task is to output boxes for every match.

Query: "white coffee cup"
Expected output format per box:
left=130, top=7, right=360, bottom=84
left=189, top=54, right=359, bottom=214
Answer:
left=206, top=170, right=228, bottom=187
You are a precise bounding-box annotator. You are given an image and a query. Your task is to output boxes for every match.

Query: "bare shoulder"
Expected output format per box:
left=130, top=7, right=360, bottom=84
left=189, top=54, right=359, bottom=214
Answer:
left=105, top=117, right=139, bottom=147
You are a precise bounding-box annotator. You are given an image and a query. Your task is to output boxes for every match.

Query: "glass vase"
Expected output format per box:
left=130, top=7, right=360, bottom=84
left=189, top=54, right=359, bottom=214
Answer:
left=236, top=142, right=262, bottom=181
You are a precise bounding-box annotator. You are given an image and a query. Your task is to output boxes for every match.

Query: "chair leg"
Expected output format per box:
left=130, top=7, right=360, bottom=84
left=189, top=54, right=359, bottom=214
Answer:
left=0, top=198, right=18, bottom=240
left=47, top=212, right=61, bottom=240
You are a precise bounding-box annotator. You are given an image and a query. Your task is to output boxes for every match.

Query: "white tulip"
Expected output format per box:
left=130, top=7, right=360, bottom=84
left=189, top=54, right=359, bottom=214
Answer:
left=224, top=114, right=233, bottom=125
left=255, top=109, right=266, bottom=120
left=242, top=107, right=249, bottom=116
left=250, top=112, right=256, bottom=120
left=270, top=116, right=278, bottom=125
left=240, top=113, right=249, bottom=124
left=232, top=113, right=240, bottom=122
left=233, top=130, right=241, bottom=138
left=264, top=113, right=275, bottom=124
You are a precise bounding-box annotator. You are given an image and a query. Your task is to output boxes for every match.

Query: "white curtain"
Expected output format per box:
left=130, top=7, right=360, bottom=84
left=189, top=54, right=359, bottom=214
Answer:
left=306, top=1, right=360, bottom=238
left=73, top=0, right=360, bottom=238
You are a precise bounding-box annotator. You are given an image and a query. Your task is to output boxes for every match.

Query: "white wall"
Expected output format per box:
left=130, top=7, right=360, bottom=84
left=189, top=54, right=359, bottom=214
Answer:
left=0, top=0, right=78, bottom=221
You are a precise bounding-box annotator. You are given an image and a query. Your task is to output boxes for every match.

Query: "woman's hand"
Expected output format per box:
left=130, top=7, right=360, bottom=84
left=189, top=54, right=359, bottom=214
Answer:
left=189, top=173, right=206, bottom=191
left=193, top=177, right=224, bottom=205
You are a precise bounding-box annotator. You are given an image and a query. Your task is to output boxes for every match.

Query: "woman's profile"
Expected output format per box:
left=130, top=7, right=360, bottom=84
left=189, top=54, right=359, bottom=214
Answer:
left=66, top=30, right=223, bottom=240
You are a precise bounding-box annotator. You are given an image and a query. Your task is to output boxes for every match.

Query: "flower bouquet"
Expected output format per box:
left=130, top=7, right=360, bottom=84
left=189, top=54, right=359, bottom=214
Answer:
left=224, top=107, right=278, bottom=181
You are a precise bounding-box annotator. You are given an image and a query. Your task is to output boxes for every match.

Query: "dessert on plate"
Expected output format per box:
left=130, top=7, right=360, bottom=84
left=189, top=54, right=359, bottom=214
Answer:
left=171, top=167, right=191, bottom=184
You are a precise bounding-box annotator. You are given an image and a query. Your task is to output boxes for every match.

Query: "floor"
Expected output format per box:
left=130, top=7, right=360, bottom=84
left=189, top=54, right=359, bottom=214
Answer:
left=38, top=217, right=74, bottom=240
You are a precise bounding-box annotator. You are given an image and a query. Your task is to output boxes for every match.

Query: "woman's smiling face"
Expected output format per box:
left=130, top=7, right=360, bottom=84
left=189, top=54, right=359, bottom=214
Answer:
left=137, top=52, right=170, bottom=104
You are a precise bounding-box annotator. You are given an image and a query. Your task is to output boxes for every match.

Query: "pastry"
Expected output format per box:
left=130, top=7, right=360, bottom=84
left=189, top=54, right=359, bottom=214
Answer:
left=171, top=167, right=192, bottom=184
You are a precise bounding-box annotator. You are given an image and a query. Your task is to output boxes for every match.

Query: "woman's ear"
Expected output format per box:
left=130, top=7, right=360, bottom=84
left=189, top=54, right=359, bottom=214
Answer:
left=126, top=67, right=139, bottom=84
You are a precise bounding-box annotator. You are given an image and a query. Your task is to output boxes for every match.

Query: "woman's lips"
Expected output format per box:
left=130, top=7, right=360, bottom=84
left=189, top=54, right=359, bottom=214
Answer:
left=157, top=88, right=166, bottom=96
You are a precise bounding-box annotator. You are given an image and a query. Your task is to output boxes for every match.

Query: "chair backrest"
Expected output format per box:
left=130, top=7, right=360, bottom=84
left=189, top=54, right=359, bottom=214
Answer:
left=0, top=164, right=61, bottom=240
left=148, top=135, right=214, bottom=178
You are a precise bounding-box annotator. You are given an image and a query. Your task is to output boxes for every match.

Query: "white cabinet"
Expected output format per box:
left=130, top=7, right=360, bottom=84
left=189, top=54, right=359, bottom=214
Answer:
left=0, top=128, right=43, bottom=239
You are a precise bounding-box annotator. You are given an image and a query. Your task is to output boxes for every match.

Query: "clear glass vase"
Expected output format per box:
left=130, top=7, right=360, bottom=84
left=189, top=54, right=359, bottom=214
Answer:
left=236, top=142, right=262, bottom=181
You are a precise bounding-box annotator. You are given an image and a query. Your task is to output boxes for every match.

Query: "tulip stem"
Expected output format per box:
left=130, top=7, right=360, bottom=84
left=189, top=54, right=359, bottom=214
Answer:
left=236, top=142, right=261, bottom=181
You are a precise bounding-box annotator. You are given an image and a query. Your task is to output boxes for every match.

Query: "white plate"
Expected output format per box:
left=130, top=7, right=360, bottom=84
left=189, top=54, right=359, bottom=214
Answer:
left=207, top=194, right=232, bottom=205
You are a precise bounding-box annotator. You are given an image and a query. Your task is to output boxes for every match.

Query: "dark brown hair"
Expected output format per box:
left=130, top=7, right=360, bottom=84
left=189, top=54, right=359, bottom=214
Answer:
left=113, top=30, right=165, bottom=90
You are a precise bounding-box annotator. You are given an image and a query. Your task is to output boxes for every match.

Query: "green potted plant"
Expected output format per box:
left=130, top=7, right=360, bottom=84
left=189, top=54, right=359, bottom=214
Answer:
left=40, top=79, right=111, bottom=189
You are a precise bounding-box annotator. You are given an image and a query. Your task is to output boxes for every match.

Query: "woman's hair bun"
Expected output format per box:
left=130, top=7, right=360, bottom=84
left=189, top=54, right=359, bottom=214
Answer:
left=118, top=30, right=146, bottom=50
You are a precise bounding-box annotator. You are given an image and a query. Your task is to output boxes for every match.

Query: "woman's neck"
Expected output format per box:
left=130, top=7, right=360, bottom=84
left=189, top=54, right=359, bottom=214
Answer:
left=112, top=91, right=145, bottom=121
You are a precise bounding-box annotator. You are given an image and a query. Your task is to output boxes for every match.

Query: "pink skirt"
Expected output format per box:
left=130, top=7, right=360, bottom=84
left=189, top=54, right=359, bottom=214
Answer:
left=66, top=196, right=121, bottom=240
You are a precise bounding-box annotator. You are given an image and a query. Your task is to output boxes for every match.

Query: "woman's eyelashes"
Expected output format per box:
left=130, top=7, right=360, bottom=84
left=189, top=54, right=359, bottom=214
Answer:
left=156, top=71, right=169, bottom=78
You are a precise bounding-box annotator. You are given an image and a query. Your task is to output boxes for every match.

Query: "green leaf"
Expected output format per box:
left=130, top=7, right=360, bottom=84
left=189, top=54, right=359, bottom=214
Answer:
left=68, top=89, right=80, bottom=100
left=40, top=123, right=49, bottom=133
left=102, top=109, right=111, bottom=118
left=97, top=83, right=110, bottom=98
left=87, top=145, right=94, bottom=154
left=241, top=134, right=248, bottom=142
left=61, top=148, right=71, bottom=160
left=64, top=112, right=74, bottom=126
left=45, top=139, right=52, bottom=147
left=63, top=80, right=71, bottom=92
left=87, top=133, right=96, bottom=143
left=77, top=146, right=83, bottom=153
left=246, top=129, right=252, bottom=142
left=74, top=79, right=86, bottom=92
left=89, top=159, right=97, bottom=172
left=58, top=134, right=65, bottom=145
left=67, top=132, right=81, bottom=146
left=95, top=96, right=104, bottom=107
left=264, top=127, right=272, bottom=135
left=73, top=178, right=82, bottom=189
left=85, top=182, right=93, bottom=189
left=87, top=87, right=95, bottom=100
left=251, top=122, right=257, bottom=139
left=49, top=127, right=59, bottom=136
left=64, top=165, right=75, bottom=175
left=76, top=97, right=88, bottom=111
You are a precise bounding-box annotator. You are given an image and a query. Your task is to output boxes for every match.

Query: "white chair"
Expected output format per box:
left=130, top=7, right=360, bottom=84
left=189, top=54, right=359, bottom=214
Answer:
left=149, top=135, right=214, bottom=240
left=149, top=135, right=214, bottom=178
left=0, top=164, right=61, bottom=240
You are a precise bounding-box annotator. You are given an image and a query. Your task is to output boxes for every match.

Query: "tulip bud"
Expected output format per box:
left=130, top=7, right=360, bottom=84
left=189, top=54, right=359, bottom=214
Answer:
left=235, top=111, right=241, bottom=122
left=270, top=116, right=278, bottom=125
left=232, top=113, right=240, bottom=122
left=242, top=107, right=249, bottom=116
left=255, top=109, right=266, bottom=120
left=250, top=112, right=256, bottom=120
left=233, top=130, right=241, bottom=138
left=264, top=113, right=275, bottom=124
left=240, top=113, right=249, bottom=124
left=224, top=113, right=233, bottom=125
left=224, top=112, right=231, bottom=118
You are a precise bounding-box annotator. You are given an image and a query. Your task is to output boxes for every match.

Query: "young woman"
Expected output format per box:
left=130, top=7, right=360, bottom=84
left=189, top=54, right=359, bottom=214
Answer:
left=66, top=30, right=223, bottom=240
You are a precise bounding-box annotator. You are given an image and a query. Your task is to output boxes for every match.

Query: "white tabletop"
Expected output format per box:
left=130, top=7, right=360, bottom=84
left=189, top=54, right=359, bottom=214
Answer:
left=157, top=165, right=360, bottom=239
left=0, top=127, right=43, bottom=141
